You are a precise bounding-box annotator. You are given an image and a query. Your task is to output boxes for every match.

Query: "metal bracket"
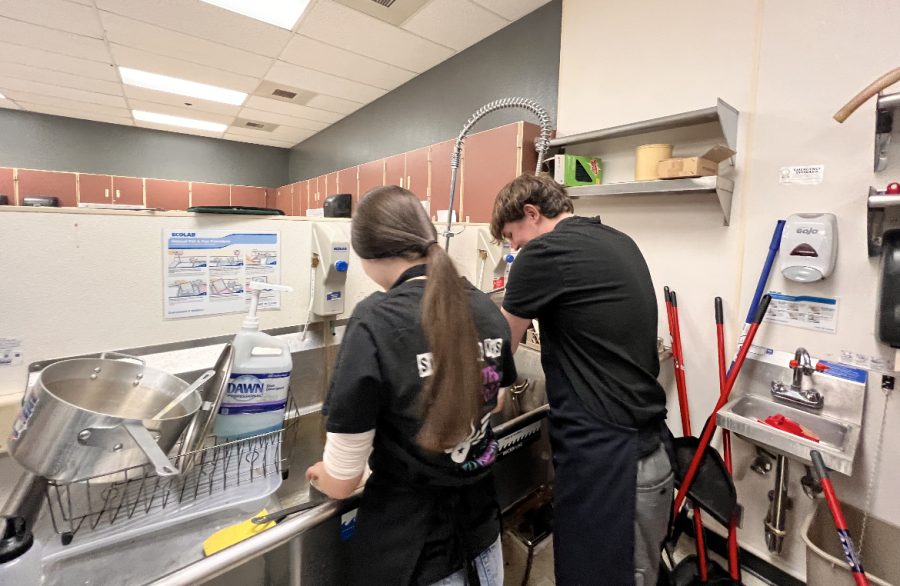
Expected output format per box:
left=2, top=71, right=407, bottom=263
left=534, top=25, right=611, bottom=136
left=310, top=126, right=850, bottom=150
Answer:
left=867, top=186, right=900, bottom=257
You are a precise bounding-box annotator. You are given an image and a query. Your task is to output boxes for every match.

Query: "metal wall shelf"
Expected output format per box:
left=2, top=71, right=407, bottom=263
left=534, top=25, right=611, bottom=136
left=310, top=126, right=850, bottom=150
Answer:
left=549, top=98, right=739, bottom=151
left=568, top=176, right=735, bottom=225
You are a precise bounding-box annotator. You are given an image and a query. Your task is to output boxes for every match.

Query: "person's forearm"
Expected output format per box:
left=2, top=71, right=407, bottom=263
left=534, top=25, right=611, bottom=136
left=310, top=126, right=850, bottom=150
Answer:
left=307, top=462, right=362, bottom=500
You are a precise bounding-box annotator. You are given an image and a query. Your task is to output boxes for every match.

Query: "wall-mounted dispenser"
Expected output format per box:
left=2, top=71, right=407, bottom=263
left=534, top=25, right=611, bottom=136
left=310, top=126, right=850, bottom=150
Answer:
left=878, top=230, right=900, bottom=347
left=475, top=228, right=514, bottom=292
left=780, top=213, right=837, bottom=282
left=312, top=223, right=350, bottom=316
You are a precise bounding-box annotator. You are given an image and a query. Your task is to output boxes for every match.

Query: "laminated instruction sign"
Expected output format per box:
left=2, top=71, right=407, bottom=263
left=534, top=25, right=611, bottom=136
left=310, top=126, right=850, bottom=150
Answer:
left=164, top=230, right=281, bottom=319
left=764, top=292, right=838, bottom=333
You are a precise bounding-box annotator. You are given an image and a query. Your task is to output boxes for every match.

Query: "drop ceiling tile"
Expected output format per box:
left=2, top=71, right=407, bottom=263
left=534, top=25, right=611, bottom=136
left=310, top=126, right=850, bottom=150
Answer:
left=281, top=35, right=416, bottom=91
left=99, top=13, right=274, bottom=77
left=470, top=0, right=550, bottom=21
left=135, top=121, right=224, bottom=139
left=109, top=44, right=259, bottom=93
left=127, top=99, right=235, bottom=125
left=0, top=62, right=122, bottom=96
left=223, top=133, right=295, bottom=149
left=227, top=125, right=312, bottom=143
left=0, top=16, right=111, bottom=62
left=10, top=95, right=131, bottom=119
left=95, top=0, right=291, bottom=57
left=266, top=60, right=386, bottom=103
left=305, top=94, right=364, bottom=116
left=402, top=0, right=508, bottom=52
left=0, top=78, right=127, bottom=108
left=122, top=86, right=242, bottom=117
left=0, top=41, right=118, bottom=82
left=17, top=101, right=134, bottom=126
left=297, top=1, right=454, bottom=74
left=238, top=106, right=330, bottom=132
left=0, top=98, right=20, bottom=110
left=0, top=0, right=104, bottom=38
left=243, top=95, right=343, bottom=124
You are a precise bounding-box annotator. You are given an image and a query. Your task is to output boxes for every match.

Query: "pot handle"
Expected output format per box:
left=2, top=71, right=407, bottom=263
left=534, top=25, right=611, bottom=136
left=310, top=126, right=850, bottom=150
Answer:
left=122, top=420, right=179, bottom=477
left=100, top=351, right=146, bottom=366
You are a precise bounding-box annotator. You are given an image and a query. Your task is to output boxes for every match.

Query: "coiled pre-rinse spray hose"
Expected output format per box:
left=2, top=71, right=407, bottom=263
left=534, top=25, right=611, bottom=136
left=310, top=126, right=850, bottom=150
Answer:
left=443, top=97, right=553, bottom=251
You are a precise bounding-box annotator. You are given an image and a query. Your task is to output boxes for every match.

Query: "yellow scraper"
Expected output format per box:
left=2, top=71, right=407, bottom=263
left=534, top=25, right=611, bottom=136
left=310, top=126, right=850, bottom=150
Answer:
left=202, top=509, right=275, bottom=556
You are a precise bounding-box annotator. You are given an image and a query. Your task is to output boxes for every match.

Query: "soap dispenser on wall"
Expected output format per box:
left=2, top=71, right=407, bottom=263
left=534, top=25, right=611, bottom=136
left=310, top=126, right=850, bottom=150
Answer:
left=780, top=213, right=838, bottom=282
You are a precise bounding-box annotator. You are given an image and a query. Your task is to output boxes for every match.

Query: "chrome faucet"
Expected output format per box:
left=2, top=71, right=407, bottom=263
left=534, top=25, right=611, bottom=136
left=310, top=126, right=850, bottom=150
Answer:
left=771, top=348, right=825, bottom=409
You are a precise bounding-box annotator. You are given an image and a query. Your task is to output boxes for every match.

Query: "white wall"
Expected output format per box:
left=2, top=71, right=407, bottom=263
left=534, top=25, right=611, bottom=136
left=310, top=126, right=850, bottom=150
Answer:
left=0, top=207, right=490, bottom=442
left=559, top=0, right=900, bottom=579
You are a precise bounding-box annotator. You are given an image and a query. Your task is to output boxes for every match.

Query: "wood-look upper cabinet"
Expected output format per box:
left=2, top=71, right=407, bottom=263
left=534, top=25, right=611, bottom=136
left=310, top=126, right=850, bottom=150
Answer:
left=337, top=166, right=358, bottom=201
left=231, top=185, right=267, bottom=208
left=404, top=146, right=429, bottom=202
left=292, top=181, right=308, bottom=216
left=429, top=140, right=460, bottom=222
left=146, top=179, right=190, bottom=210
left=17, top=169, right=77, bottom=207
left=460, top=123, right=520, bottom=223
left=306, top=176, right=322, bottom=208
left=272, top=184, right=292, bottom=215
left=357, top=159, right=384, bottom=204
left=78, top=174, right=113, bottom=204
left=0, top=168, right=14, bottom=204
left=384, top=153, right=405, bottom=189
left=324, top=172, right=339, bottom=199
left=112, top=176, right=144, bottom=206
left=189, top=182, right=229, bottom=208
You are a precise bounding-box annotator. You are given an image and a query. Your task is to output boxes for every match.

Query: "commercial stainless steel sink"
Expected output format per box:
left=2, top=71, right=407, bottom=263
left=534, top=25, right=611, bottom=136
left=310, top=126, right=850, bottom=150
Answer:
left=717, top=355, right=865, bottom=476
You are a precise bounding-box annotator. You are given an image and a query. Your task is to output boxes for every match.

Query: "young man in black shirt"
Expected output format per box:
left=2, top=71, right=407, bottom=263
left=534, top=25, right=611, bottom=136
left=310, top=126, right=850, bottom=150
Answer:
left=491, top=174, right=672, bottom=586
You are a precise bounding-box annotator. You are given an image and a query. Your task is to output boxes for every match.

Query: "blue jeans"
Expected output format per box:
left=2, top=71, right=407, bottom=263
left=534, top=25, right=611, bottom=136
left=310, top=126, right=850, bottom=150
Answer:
left=427, top=534, right=504, bottom=586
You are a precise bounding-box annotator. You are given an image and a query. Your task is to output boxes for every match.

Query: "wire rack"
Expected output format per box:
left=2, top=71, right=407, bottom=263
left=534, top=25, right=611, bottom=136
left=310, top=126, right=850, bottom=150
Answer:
left=45, top=393, right=301, bottom=546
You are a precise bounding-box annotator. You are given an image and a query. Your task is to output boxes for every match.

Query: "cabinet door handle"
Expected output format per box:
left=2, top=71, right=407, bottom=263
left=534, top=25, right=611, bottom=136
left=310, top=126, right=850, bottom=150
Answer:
left=115, top=189, right=121, bottom=199
left=407, top=176, right=411, bottom=191
left=104, top=188, right=109, bottom=199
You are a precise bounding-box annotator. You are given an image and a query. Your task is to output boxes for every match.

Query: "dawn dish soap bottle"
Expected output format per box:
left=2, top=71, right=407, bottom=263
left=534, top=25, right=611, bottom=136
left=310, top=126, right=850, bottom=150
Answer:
left=214, top=281, right=294, bottom=440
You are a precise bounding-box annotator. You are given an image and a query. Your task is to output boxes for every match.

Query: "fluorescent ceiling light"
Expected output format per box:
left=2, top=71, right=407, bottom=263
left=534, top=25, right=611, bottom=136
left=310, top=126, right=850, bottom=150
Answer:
left=133, top=110, right=227, bottom=133
left=199, top=0, right=310, bottom=30
left=0, top=92, right=5, bottom=99
left=119, top=67, right=247, bottom=105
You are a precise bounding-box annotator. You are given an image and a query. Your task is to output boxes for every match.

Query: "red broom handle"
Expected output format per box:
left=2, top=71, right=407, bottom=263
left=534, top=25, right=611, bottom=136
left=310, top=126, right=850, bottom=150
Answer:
left=811, top=451, right=869, bottom=586
left=716, top=297, right=740, bottom=580
left=674, top=296, right=771, bottom=515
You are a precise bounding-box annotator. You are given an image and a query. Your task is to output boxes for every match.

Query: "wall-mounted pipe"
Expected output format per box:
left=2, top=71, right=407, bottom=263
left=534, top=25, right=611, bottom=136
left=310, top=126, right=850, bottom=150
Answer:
left=833, top=67, right=900, bottom=122
left=443, top=98, right=553, bottom=251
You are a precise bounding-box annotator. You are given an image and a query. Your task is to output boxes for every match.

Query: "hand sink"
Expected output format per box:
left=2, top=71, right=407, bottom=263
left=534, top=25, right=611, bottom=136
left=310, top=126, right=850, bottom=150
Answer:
left=717, top=355, right=865, bottom=476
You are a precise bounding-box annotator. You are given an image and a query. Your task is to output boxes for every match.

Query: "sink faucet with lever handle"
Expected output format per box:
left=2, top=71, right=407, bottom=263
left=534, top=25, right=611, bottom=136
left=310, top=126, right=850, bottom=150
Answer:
left=770, top=347, right=828, bottom=409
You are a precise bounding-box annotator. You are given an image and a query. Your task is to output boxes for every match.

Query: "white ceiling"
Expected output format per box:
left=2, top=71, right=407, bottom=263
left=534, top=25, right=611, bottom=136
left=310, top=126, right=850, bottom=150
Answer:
left=0, top=0, right=551, bottom=149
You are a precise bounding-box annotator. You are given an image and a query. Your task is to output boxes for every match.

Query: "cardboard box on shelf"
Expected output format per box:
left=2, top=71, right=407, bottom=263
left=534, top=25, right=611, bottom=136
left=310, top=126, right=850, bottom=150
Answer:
left=545, top=154, right=602, bottom=186
left=657, top=145, right=735, bottom=179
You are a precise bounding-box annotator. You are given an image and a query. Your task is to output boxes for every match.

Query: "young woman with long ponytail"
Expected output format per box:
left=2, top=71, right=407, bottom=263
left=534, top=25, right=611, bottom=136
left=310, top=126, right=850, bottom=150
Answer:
left=306, top=186, right=517, bottom=586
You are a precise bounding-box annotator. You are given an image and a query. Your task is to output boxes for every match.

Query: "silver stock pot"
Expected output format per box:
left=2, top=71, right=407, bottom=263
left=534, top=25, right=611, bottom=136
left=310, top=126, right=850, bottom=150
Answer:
left=8, top=353, right=203, bottom=482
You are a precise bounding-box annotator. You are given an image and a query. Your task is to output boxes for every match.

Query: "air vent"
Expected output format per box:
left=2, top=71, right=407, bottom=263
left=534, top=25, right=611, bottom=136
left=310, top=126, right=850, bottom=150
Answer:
left=233, top=118, right=278, bottom=132
left=333, top=0, right=428, bottom=26
left=254, top=81, right=315, bottom=105
left=272, top=88, right=297, bottom=100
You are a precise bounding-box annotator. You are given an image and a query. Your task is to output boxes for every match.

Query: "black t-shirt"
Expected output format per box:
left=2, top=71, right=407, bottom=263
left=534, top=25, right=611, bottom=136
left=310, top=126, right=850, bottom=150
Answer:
left=503, top=216, right=666, bottom=430
left=324, top=263, right=517, bottom=585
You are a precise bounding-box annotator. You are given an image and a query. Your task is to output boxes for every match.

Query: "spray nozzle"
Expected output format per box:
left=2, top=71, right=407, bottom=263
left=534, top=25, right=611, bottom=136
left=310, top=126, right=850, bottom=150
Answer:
left=243, top=281, right=293, bottom=331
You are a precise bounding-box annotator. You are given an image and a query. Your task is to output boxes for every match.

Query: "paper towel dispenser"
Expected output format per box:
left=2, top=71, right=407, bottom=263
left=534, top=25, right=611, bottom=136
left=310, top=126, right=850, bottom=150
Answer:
left=878, top=230, right=900, bottom=347
left=324, top=193, right=351, bottom=218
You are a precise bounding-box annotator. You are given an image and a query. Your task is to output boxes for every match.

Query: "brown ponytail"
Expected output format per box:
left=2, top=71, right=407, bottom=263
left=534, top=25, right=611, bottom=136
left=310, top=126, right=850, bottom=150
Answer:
left=352, top=186, right=482, bottom=452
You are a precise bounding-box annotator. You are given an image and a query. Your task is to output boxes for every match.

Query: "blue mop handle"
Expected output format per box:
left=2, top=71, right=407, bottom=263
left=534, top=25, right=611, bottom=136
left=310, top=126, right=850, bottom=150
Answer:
left=744, top=219, right=786, bottom=323
left=730, top=219, right=786, bottom=374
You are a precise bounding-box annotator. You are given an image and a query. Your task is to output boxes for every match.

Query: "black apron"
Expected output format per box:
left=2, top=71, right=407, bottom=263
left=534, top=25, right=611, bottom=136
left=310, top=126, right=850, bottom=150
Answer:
left=347, top=428, right=500, bottom=586
left=542, top=343, right=642, bottom=585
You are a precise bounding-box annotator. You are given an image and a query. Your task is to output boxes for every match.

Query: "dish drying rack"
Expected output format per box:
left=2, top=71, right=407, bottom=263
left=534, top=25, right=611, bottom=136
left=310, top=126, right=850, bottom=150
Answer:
left=43, top=392, right=301, bottom=550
